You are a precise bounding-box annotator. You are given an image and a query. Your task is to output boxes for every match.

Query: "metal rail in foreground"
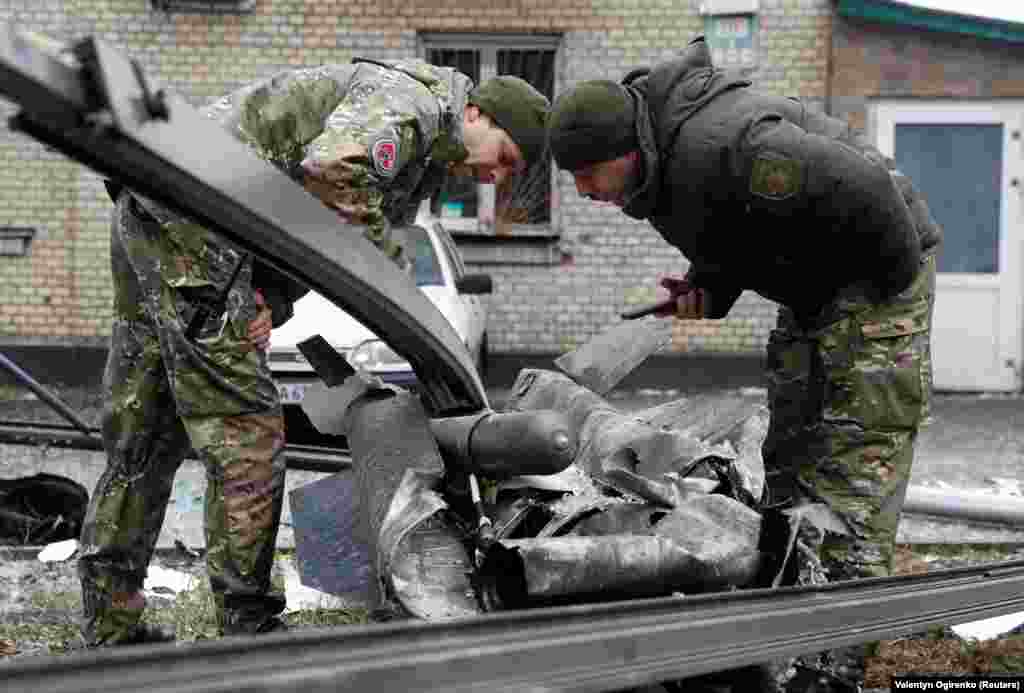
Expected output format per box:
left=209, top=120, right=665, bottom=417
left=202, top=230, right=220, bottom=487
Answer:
left=3, top=560, right=1024, bottom=692
left=0, top=419, right=351, bottom=474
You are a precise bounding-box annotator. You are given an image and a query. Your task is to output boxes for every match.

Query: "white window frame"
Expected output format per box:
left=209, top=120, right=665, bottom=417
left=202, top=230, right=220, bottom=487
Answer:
left=872, top=98, right=1024, bottom=390
left=872, top=99, right=1024, bottom=291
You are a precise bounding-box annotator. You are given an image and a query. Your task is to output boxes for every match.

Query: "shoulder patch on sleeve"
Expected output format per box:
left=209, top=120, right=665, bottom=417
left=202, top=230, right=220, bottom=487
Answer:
left=750, top=154, right=803, bottom=201
left=370, top=130, right=400, bottom=179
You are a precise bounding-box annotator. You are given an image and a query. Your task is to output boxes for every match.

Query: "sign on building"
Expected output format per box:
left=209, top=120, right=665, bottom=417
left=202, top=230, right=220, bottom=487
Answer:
left=700, top=0, right=759, bottom=69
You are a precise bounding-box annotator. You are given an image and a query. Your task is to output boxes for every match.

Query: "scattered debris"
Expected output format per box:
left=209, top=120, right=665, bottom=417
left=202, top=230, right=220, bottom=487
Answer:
left=0, top=473, right=88, bottom=545
left=318, top=369, right=776, bottom=619
left=37, top=539, right=78, bottom=563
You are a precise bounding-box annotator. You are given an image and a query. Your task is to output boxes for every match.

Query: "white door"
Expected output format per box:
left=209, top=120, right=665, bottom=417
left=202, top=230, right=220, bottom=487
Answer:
left=874, top=101, right=1024, bottom=392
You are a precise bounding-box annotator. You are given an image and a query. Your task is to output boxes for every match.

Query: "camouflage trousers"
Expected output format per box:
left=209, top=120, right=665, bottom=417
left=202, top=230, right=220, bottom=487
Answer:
left=78, top=200, right=287, bottom=646
left=763, top=253, right=936, bottom=581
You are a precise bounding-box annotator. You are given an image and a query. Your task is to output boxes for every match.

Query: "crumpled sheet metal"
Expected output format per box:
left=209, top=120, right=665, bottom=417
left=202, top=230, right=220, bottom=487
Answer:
left=381, top=468, right=478, bottom=620
left=301, top=370, right=397, bottom=437
left=504, top=369, right=768, bottom=505
left=480, top=535, right=707, bottom=608
left=333, top=367, right=773, bottom=619
left=343, top=384, right=470, bottom=614
left=476, top=493, right=763, bottom=610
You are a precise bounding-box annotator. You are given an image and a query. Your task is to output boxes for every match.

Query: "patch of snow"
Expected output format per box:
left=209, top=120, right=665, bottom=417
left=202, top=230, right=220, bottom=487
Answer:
left=37, top=539, right=78, bottom=563
left=952, top=611, right=1024, bottom=641
left=901, top=0, right=1024, bottom=26
left=143, top=566, right=194, bottom=596
left=279, top=561, right=349, bottom=613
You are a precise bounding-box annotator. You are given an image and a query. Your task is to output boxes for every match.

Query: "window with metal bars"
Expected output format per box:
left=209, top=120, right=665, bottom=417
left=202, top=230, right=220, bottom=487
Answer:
left=422, top=34, right=559, bottom=235
left=150, top=0, right=254, bottom=13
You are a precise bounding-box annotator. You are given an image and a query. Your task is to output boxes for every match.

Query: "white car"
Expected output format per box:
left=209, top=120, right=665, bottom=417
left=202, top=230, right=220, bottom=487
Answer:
left=268, top=217, right=491, bottom=406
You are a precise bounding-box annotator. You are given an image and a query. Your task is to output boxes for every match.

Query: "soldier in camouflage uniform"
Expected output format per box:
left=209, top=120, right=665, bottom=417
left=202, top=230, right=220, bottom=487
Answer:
left=79, top=58, right=550, bottom=647
left=546, top=37, right=941, bottom=581
left=547, top=36, right=940, bottom=690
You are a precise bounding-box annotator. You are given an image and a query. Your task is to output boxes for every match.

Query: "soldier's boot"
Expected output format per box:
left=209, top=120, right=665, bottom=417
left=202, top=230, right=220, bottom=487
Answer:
left=221, top=593, right=288, bottom=636
left=79, top=577, right=177, bottom=648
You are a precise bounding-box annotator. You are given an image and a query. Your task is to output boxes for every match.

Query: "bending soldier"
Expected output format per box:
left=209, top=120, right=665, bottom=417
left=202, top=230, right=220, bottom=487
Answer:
left=548, top=36, right=939, bottom=583
left=78, top=58, right=549, bottom=646
left=546, top=35, right=940, bottom=690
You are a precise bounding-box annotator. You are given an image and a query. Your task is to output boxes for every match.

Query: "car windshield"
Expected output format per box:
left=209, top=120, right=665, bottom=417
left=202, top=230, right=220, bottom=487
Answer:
left=409, top=226, right=444, bottom=287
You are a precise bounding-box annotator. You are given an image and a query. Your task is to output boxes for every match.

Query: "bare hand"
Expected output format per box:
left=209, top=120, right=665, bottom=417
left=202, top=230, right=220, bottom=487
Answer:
left=657, top=276, right=709, bottom=320
left=248, top=289, right=273, bottom=351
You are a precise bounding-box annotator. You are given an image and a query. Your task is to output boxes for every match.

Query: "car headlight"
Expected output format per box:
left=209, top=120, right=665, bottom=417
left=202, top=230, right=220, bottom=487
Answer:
left=349, top=339, right=408, bottom=371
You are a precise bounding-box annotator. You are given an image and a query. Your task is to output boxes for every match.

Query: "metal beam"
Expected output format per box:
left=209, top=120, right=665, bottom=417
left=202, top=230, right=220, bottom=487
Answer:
left=0, top=420, right=351, bottom=474
left=0, top=25, right=486, bottom=416
left=2, top=561, right=1024, bottom=692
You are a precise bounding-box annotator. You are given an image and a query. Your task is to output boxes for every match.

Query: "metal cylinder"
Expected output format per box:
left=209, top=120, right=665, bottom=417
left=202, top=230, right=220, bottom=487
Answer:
left=429, top=410, right=576, bottom=480
left=904, top=485, right=1024, bottom=527
left=477, top=535, right=745, bottom=611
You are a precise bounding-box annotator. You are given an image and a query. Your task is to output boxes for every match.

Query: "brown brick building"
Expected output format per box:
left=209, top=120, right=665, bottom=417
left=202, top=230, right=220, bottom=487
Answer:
left=830, top=0, right=1024, bottom=391
left=2, top=0, right=1022, bottom=391
left=0, top=0, right=828, bottom=361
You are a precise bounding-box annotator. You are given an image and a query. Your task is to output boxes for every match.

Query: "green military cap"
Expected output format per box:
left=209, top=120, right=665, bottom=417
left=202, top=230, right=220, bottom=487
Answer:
left=547, top=80, right=638, bottom=172
left=469, top=76, right=550, bottom=166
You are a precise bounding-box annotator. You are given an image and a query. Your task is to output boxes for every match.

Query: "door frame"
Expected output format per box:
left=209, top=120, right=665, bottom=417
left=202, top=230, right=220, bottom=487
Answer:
left=871, top=99, right=1024, bottom=391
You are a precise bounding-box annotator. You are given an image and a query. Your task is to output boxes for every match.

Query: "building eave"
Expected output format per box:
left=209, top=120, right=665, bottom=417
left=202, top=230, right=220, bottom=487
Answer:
left=837, top=0, right=1024, bottom=44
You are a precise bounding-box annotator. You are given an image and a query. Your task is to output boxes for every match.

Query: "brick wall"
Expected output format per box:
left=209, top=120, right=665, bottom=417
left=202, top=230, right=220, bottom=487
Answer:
left=831, top=14, right=1024, bottom=133
left=0, top=0, right=833, bottom=357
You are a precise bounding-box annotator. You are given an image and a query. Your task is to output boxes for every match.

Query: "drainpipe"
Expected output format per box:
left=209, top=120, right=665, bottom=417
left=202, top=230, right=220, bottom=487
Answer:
left=904, top=485, right=1024, bottom=526
left=826, top=0, right=837, bottom=116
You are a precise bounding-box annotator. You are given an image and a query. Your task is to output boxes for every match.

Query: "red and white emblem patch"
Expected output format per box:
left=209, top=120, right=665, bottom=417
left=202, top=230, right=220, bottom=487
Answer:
left=371, top=136, right=399, bottom=178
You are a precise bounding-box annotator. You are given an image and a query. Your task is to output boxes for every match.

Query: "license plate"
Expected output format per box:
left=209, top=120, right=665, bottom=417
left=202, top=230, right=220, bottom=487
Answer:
left=277, top=383, right=307, bottom=404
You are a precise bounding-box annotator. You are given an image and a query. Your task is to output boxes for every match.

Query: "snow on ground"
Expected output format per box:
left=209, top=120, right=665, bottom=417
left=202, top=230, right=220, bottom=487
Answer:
left=900, top=0, right=1024, bottom=25
left=952, top=612, right=1024, bottom=641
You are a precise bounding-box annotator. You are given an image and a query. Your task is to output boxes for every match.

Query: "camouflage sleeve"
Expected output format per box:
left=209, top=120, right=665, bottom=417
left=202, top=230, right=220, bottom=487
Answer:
left=203, top=65, right=354, bottom=169
left=300, top=122, right=417, bottom=264
left=737, top=113, right=921, bottom=301
left=300, top=75, right=425, bottom=267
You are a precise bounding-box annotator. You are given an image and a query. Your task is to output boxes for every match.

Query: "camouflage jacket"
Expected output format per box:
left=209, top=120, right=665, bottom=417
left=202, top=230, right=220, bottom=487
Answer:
left=622, top=38, right=941, bottom=321
left=128, top=58, right=472, bottom=327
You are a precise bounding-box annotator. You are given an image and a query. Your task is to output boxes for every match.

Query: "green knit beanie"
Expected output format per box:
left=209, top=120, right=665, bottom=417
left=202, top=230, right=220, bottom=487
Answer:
left=469, top=76, right=551, bottom=166
left=547, top=80, right=638, bottom=171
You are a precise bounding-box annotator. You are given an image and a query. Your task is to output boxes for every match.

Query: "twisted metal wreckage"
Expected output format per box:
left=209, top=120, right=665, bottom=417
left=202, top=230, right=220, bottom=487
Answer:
left=298, top=361, right=783, bottom=619
left=3, top=24, right=1024, bottom=693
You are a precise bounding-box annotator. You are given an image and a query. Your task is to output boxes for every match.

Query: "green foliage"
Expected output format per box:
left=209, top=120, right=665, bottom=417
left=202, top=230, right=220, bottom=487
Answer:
left=284, top=607, right=370, bottom=628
